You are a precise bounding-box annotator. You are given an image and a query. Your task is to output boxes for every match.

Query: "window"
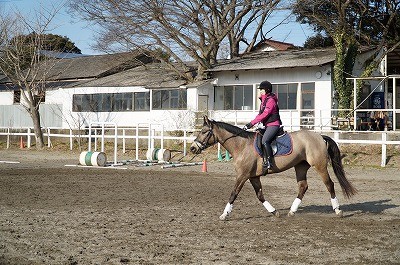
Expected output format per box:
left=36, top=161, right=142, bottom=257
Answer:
left=301, top=83, right=315, bottom=110
left=152, top=89, right=187, bottom=110
left=272, top=83, right=297, bottom=110
left=73, top=94, right=93, bottom=112
left=113, top=93, right=134, bottom=111
left=134, top=92, right=150, bottom=111
left=301, top=83, right=315, bottom=126
left=214, top=85, right=253, bottom=110
left=72, top=92, right=136, bottom=112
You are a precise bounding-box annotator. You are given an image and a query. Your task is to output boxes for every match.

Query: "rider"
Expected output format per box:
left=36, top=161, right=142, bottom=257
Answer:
left=243, top=80, right=282, bottom=169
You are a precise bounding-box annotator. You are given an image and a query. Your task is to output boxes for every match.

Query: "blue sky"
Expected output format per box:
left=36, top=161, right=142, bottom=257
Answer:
left=1, top=0, right=315, bottom=55
left=1, top=0, right=100, bottom=55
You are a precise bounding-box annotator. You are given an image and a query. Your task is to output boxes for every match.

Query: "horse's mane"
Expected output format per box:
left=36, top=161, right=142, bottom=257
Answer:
left=212, top=120, right=254, bottom=139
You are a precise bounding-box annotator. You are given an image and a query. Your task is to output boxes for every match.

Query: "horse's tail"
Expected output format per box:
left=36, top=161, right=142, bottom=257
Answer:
left=322, top=135, right=357, bottom=198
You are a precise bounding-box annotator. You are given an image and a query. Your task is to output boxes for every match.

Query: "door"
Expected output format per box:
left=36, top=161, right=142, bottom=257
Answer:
left=198, top=95, right=208, bottom=112
left=196, top=95, right=209, bottom=127
left=301, top=83, right=315, bottom=128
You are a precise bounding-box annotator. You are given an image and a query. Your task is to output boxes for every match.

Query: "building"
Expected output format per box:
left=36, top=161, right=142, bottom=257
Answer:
left=1, top=47, right=399, bottom=131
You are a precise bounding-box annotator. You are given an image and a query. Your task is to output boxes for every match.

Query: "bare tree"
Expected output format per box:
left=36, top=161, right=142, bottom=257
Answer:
left=70, top=0, right=282, bottom=81
left=0, top=8, right=60, bottom=149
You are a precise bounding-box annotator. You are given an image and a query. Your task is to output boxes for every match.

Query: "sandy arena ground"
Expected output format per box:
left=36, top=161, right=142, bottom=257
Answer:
left=0, top=148, right=399, bottom=264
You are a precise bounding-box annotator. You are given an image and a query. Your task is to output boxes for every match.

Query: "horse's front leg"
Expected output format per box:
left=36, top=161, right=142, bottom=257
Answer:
left=219, top=175, right=248, bottom=221
left=249, top=177, right=280, bottom=217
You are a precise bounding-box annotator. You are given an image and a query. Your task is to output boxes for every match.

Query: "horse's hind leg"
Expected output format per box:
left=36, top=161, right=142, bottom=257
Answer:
left=249, top=177, right=279, bottom=217
left=315, top=164, right=343, bottom=217
left=288, top=161, right=310, bottom=216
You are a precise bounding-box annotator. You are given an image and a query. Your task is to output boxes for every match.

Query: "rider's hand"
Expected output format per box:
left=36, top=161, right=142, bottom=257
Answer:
left=243, top=122, right=253, bottom=130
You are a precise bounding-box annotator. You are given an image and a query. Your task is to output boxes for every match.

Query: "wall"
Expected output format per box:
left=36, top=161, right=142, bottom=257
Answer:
left=0, top=91, right=13, bottom=105
left=0, top=104, right=62, bottom=127
left=46, top=86, right=196, bottom=130
left=211, top=65, right=334, bottom=130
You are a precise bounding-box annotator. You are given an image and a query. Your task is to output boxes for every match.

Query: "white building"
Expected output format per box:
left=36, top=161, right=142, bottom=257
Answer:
left=1, top=47, right=399, bottom=131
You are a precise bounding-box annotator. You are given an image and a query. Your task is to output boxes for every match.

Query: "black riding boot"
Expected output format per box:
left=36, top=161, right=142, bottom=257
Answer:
left=262, top=143, right=273, bottom=169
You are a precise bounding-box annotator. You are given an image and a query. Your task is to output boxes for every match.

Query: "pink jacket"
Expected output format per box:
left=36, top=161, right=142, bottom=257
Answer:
left=250, top=93, right=281, bottom=127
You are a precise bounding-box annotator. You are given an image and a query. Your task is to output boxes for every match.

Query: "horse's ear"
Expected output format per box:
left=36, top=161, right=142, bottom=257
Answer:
left=203, top=115, right=213, bottom=127
left=203, top=115, right=209, bottom=125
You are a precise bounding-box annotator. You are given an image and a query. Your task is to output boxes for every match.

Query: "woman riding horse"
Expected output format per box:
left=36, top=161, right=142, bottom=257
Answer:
left=243, top=80, right=282, bottom=169
left=191, top=116, right=357, bottom=220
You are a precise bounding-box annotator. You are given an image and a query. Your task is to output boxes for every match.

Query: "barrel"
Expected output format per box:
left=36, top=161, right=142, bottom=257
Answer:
left=79, top=151, right=107, bottom=166
left=146, top=148, right=171, bottom=162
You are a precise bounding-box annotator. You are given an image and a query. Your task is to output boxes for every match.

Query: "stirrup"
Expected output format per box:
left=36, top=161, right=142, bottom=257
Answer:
left=263, top=160, right=271, bottom=169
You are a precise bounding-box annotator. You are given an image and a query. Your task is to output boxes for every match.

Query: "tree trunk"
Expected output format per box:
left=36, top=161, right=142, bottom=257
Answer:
left=332, top=32, right=358, bottom=115
left=30, top=106, right=45, bottom=149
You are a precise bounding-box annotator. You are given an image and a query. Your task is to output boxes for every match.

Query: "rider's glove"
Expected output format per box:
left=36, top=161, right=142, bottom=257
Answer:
left=243, top=122, right=253, bottom=130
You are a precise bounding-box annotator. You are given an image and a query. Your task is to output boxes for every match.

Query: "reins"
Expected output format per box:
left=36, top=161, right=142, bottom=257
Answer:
left=195, top=120, right=242, bottom=147
left=220, top=132, right=242, bottom=145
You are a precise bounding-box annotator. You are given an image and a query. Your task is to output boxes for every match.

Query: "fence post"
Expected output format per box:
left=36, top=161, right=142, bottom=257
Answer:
left=69, top=129, right=73, bottom=150
left=27, top=128, right=31, bottom=148
left=183, top=129, right=187, bottom=157
left=7, top=128, right=10, bottom=149
left=333, top=131, right=339, bottom=146
left=47, top=128, right=51, bottom=148
left=122, top=128, right=126, bottom=154
left=135, top=125, right=139, bottom=161
left=381, top=132, right=387, bottom=167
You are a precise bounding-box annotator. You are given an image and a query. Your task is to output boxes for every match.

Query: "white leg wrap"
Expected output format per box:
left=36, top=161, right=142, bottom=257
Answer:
left=331, top=197, right=340, bottom=210
left=290, top=198, right=302, bottom=213
left=219, top=202, right=233, bottom=220
left=263, top=201, right=276, bottom=213
left=223, top=202, right=233, bottom=214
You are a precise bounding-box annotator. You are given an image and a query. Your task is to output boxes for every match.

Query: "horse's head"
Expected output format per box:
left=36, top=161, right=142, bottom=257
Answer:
left=190, top=116, right=217, bottom=154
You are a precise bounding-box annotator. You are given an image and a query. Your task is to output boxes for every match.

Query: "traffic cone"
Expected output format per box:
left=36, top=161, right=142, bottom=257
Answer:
left=217, top=150, right=223, bottom=161
left=225, top=150, right=231, bottom=161
left=202, top=159, right=208, bottom=172
left=20, top=137, right=25, bottom=149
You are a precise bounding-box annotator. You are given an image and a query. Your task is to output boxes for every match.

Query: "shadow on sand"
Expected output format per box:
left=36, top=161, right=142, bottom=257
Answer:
left=301, top=199, right=397, bottom=215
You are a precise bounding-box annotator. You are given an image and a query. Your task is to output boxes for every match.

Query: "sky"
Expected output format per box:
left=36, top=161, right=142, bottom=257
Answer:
left=0, top=0, right=315, bottom=56
left=1, top=0, right=100, bottom=55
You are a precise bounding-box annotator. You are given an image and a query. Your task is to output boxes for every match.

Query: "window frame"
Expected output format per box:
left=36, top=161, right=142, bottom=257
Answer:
left=214, top=85, right=254, bottom=110
left=152, top=89, right=187, bottom=110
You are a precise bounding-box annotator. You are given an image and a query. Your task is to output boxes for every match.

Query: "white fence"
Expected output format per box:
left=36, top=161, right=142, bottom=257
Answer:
left=1, top=125, right=400, bottom=167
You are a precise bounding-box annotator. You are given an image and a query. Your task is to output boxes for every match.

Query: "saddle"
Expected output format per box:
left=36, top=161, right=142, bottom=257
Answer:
left=254, top=127, right=293, bottom=157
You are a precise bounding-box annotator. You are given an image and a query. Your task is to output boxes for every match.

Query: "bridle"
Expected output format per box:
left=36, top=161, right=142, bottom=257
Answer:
left=193, top=125, right=217, bottom=151
left=193, top=121, right=242, bottom=152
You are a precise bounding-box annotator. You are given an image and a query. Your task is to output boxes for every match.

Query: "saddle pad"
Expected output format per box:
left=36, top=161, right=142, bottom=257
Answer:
left=254, top=132, right=293, bottom=157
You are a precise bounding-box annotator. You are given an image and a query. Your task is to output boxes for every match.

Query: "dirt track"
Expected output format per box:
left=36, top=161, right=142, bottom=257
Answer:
left=0, top=149, right=399, bottom=264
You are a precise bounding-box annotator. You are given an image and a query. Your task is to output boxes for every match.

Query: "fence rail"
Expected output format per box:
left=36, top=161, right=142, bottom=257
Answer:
left=1, top=125, right=399, bottom=167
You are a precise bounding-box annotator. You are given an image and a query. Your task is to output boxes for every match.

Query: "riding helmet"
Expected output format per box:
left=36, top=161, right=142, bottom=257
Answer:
left=258, top=80, right=272, bottom=93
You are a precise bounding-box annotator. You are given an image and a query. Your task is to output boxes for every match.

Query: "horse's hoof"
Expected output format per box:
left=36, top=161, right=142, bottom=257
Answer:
left=335, top=209, right=343, bottom=217
left=219, top=213, right=229, bottom=221
left=287, top=211, right=295, bottom=217
left=272, top=210, right=280, bottom=218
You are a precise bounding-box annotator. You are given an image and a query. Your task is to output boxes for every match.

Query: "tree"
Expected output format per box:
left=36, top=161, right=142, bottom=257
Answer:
left=0, top=10, right=75, bottom=149
left=292, top=0, right=400, bottom=111
left=69, top=0, right=283, bottom=81
left=303, top=33, right=333, bottom=48
left=20, top=33, right=82, bottom=54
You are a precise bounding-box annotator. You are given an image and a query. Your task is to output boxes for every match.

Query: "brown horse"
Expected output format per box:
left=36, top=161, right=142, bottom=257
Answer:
left=190, top=116, right=357, bottom=220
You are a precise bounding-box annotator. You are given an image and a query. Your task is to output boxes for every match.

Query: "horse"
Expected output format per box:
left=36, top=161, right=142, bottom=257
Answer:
left=190, top=116, right=357, bottom=220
